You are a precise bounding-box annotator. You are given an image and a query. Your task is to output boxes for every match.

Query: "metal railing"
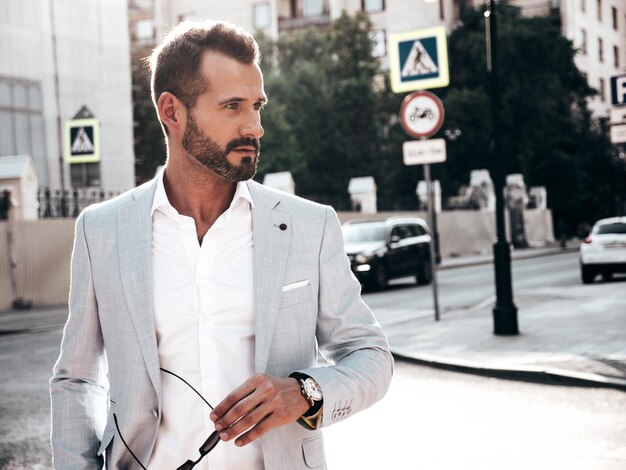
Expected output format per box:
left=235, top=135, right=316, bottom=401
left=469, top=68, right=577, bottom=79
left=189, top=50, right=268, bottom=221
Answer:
left=37, top=188, right=120, bottom=219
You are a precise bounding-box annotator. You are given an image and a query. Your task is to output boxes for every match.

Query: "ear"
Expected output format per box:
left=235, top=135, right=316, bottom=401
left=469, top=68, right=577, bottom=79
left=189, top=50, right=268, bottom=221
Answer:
left=157, top=92, right=186, bottom=135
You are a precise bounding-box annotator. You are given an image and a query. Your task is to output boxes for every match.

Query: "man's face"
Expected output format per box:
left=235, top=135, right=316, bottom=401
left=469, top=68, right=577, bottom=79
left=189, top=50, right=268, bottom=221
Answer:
left=181, top=51, right=266, bottom=182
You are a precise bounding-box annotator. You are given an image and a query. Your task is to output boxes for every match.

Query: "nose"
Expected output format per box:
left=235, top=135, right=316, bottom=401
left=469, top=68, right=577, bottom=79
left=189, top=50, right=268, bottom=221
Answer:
left=241, top=110, right=264, bottom=139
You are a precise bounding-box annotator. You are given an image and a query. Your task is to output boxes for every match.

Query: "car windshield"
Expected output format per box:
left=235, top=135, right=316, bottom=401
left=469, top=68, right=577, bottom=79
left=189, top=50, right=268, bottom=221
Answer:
left=343, top=224, right=386, bottom=243
left=596, top=222, right=626, bottom=235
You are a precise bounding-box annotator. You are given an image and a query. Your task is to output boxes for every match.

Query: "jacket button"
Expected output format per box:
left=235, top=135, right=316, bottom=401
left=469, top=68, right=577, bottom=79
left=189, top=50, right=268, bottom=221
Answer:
left=153, top=409, right=159, bottom=418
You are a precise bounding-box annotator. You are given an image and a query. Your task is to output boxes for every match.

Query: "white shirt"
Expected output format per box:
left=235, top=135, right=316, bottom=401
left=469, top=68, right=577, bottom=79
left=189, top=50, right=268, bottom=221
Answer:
left=148, top=170, right=263, bottom=469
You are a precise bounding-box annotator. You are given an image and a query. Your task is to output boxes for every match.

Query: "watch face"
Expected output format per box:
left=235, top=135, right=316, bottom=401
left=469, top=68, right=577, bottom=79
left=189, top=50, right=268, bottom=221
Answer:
left=303, top=378, right=323, bottom=401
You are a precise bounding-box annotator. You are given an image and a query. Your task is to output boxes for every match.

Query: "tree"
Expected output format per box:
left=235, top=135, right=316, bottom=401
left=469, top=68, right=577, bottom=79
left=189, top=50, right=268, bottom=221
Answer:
left=256, top=12, right=383, bottom=204
left=131, top=58, right=166, bottom=185
left=438, top=4, right=626, bottom=230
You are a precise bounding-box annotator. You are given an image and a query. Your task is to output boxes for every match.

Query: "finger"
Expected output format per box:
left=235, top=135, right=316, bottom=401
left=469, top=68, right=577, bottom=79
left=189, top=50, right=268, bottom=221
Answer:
left=218, top=402, right=270, bottom=443
left=210, top=375, right=260, bottom=421
left=234, top=414, right=274, bottom=447
left=213, top=383, right=267, bottom=433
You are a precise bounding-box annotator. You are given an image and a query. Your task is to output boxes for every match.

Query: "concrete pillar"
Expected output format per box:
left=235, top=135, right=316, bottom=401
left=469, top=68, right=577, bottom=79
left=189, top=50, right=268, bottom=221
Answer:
left=468, top=169, right=495, bottom=211
left=348, top=177, right=377, bottom=214
left=263, top=171, right=296, bottom=195
left=416, top=180, right=441, bottom=213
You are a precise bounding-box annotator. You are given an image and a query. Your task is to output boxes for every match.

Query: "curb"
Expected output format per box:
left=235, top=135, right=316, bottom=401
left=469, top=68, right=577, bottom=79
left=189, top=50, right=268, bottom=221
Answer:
left=392, top=352, right=626, bottom=392
left=438, top=246, right=579, bottom=270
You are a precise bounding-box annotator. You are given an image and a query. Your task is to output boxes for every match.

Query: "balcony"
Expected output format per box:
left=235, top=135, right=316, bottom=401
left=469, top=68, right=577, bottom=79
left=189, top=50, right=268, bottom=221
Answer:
left=278, top=13, right=331, bottom=32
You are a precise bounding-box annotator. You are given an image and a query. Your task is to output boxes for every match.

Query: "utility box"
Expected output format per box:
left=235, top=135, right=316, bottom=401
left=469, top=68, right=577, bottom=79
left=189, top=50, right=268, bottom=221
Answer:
left=0, top=155, right=39, bottom=221
left=416, top=180, right=441, bottom=213
left=263, top=171, right=295, bottom=195
left=348, top=177, right=377, bottom=214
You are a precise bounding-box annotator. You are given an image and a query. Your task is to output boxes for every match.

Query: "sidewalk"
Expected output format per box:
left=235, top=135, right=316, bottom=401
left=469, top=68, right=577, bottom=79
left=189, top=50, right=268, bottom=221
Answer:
left=384, top=243, right=626, bottom=391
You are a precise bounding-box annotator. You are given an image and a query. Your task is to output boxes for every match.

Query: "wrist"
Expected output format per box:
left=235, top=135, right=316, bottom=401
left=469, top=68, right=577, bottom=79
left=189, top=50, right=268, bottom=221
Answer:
left=289, top=372, right=324, bottom=430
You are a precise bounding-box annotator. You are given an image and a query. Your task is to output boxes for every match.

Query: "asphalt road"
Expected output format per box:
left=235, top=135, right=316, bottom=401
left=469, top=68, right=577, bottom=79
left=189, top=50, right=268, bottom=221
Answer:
left=363, top=251, right=584, bottom=319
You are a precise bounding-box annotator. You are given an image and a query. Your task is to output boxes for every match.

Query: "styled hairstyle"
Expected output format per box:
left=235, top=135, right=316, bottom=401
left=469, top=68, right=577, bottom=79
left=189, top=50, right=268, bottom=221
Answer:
left=146, top=20, right=260, bottom=127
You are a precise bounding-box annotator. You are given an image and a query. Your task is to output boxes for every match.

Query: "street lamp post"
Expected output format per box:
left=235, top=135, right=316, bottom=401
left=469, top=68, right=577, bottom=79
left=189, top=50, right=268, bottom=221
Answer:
left=485, top=0, right=519, bottom=335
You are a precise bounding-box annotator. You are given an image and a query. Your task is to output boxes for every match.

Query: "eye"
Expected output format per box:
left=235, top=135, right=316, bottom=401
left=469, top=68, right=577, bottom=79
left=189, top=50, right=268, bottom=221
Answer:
left=254, top=102, right=267, bottom=112
left=225, top=102, right=239, bottom=110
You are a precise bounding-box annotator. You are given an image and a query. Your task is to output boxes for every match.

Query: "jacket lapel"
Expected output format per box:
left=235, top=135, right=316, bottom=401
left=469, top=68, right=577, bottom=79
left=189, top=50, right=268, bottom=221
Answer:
left=117, top=179, right=162, bottom=405
left=248, top=181, right=292, bottom=373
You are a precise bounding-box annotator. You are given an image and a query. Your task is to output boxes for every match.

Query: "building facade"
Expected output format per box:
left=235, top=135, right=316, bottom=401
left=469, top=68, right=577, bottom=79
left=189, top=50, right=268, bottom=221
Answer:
left=505, top=0, right=626, bottom=118
left=0, top=0, right=135, bottom=192
left=129, top=0, right=464, bottom=70
left=130, top=0, right=626, bottom=120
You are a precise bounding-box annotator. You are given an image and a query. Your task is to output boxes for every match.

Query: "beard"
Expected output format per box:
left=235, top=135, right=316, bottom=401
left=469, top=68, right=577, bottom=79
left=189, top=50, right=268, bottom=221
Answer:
left=181, top=113, right=260, bottom=182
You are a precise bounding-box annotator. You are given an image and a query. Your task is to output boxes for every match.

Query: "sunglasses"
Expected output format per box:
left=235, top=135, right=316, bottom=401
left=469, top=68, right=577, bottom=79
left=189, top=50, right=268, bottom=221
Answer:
left=113, top=368, right=220, bottom=470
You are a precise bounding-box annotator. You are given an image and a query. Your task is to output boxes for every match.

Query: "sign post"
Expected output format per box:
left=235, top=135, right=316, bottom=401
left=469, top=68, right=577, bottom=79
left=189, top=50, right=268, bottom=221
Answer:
left=400, top=91, right=445, bottom=321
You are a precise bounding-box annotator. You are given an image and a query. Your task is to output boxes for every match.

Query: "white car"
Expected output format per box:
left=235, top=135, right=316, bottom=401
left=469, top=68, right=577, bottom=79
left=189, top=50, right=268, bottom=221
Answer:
left=579, top=217, right=626, bottom=284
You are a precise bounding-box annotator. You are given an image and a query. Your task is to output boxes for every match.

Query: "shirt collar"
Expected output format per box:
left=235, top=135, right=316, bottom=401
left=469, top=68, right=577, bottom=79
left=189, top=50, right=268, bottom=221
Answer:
left=150, top=167, right=255, bottom=217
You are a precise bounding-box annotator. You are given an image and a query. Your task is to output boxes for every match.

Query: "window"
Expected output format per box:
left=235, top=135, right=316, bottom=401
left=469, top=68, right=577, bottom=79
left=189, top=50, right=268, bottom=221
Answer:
left=599, top=77, right=606, bottom=102
left=362, top=0, right=385, bottom=13
left=581, top=29, right=587, bottom=54
left=253, top=2, right=271, bottom=29
left=596, top=0, right=601, bottom=21
left=70, top=162, right=101, bottom=188
left=598, top=37, right=603, bottom=62
left=612, top=6, right=617, bottom=29
left=303, top=0, right=324, bottom=17
left=0, top=76, right=47, bottom=185
left=615, top=45, right=620, bottom=68
left=370, top=30, right=386, bottom=58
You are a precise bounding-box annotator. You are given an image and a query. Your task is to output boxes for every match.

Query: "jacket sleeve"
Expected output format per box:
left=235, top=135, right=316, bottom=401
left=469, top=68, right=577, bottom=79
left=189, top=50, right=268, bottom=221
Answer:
left=299, top=206, right=394, bottom=428
left=50, top=210, right=109, bottom=468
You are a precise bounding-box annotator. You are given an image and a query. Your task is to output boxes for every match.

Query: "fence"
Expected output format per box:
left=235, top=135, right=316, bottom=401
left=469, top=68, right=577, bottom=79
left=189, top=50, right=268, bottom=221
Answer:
left=37, top=188, right=121, bottom=219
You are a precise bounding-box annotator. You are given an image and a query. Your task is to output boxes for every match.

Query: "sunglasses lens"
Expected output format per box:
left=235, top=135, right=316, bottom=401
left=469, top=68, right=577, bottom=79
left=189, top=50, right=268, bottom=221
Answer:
left=200, top=430, right=221, bottom=454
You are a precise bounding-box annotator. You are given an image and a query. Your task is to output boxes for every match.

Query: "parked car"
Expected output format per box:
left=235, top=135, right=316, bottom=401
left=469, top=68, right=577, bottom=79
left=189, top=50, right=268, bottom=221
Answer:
left=579, top=217, right=626, bottom=284
left=342, top=217, right=433, bottom=290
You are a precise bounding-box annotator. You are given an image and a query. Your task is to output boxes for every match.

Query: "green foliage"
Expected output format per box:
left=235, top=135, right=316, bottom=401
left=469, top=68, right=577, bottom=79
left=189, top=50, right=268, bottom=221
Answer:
left=256, top=12, right=383, bottom=200
left=131, top=58, right=166, bottom=184
left=439, top=3, right=625, bottom=229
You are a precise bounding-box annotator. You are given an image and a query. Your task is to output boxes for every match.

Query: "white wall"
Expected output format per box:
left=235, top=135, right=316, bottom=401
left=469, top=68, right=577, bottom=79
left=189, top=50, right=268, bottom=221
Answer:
left=0, top=0, right=135, bottom=191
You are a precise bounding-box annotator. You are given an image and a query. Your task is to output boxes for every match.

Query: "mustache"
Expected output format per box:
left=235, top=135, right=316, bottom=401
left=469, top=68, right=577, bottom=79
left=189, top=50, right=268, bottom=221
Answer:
left=225, top=137, right=260, bottom=154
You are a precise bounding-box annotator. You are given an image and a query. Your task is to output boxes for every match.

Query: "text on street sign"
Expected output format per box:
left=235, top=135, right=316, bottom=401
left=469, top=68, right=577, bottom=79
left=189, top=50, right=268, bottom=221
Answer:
left=403, top=139, right=447, bottom=166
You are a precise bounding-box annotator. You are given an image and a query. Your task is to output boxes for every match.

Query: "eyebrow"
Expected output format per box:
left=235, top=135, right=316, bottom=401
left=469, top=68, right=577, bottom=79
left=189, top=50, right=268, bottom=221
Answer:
left=218, top=96, right=268, bottom=105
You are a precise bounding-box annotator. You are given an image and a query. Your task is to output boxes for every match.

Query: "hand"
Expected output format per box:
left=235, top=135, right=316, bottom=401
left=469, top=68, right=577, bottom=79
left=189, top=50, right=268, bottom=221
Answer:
left=210, top=373, right=310, bottom=447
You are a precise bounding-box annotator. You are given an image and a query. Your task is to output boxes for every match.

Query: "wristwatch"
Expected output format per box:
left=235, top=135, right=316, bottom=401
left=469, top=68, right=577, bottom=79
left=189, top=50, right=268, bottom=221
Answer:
left=289, top=372, right=324, bottom=430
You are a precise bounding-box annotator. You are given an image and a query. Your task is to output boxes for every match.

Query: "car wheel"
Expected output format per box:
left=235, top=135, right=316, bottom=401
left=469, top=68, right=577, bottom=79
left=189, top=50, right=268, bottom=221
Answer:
left=416, top=257, right=433, bottom=285
left=581, top=264, right=595, bottom=284
left=601, top=272, right=613, bottom=282
left=369, top=264, right=388, bottom=291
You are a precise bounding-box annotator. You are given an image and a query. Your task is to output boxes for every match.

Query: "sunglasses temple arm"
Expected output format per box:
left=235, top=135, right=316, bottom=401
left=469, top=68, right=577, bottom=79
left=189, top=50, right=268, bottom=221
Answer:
left=114, top=413, right=148, bottom=470
left=160, top=367, right=214, bottom=410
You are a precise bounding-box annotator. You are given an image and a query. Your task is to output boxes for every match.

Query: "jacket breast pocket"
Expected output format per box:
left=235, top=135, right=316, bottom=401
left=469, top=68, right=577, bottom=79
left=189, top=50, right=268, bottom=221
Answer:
left=280, top=282, right=312, bottom=309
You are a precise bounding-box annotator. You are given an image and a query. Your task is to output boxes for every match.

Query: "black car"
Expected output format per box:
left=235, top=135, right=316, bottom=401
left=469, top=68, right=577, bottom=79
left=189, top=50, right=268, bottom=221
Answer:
left=342, top=217, right=433, bottom=290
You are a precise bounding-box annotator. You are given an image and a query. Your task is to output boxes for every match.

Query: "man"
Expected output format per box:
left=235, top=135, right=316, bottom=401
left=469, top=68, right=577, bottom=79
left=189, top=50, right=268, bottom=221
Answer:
left=51, top=20, right=392, bottom=469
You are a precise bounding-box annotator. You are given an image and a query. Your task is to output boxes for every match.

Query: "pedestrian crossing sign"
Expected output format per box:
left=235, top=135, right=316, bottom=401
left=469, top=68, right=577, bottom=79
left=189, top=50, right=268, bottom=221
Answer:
left=64, top=118, right=101, bottom=163
left=389, top=26, right=449, bottom=93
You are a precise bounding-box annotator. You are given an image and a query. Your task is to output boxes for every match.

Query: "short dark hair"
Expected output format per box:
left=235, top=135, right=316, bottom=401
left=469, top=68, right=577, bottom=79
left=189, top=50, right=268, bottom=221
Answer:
left=146, top=20, right=260, bottom=124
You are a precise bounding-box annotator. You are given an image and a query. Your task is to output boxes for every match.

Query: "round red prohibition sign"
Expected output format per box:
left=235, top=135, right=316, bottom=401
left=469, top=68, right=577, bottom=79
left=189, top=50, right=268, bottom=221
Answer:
left=399, top=91, right=445, bottom=139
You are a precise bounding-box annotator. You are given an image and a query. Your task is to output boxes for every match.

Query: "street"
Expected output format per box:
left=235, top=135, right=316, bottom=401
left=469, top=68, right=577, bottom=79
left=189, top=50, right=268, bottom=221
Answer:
left=364, top=251, right=582, bottom=319
left=1, top=251, right=625, bottom=469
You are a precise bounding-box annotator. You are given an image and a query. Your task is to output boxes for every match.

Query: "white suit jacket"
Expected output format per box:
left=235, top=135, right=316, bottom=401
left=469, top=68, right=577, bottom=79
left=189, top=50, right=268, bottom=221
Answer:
left=50, top=178, right=393, bottom=469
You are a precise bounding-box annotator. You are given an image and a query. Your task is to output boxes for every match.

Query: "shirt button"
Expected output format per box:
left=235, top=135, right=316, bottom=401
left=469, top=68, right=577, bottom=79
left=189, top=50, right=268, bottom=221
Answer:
left=153, top=409, right=159, bottom=418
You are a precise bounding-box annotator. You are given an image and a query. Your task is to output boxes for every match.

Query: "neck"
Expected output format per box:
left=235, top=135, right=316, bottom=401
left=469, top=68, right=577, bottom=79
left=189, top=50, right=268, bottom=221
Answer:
left=163, top=151, right=238, bottom=236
